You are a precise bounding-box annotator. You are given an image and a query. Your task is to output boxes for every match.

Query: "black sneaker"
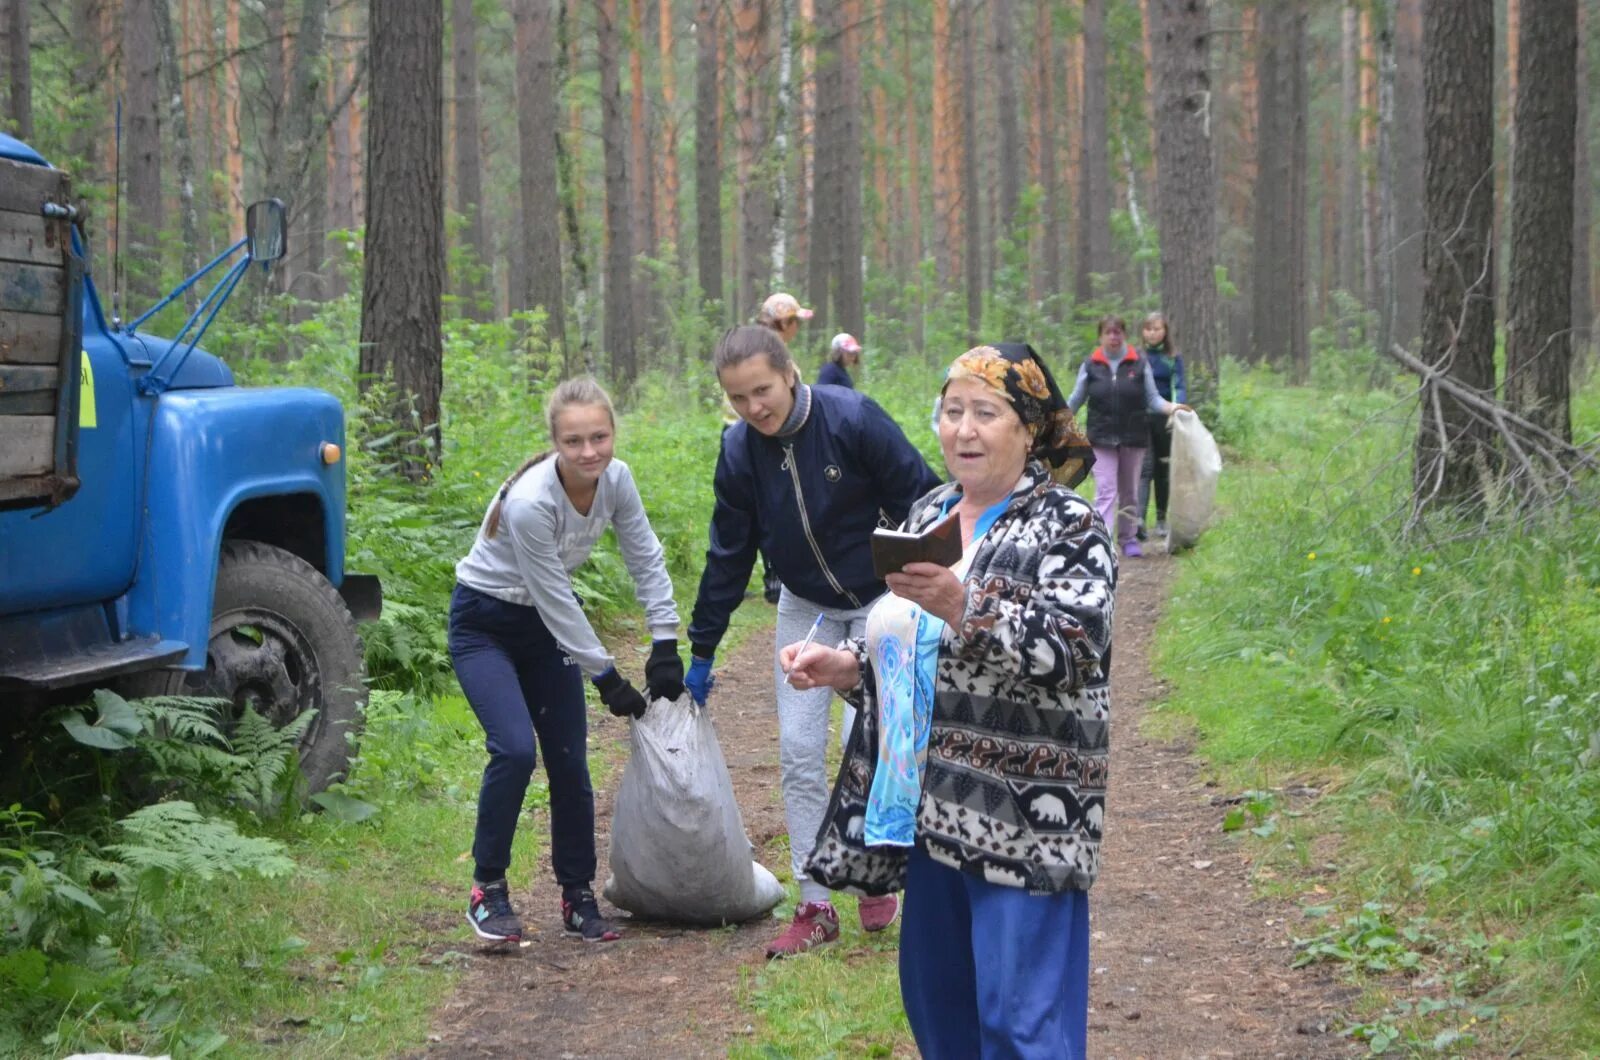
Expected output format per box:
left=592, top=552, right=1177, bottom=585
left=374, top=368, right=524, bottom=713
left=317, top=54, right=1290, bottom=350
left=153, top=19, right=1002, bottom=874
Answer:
left=561, top=889, right=621, bottom=943
left=467, top=879, right=523, bottom=943
left=762, top=569, right=782, bottom=605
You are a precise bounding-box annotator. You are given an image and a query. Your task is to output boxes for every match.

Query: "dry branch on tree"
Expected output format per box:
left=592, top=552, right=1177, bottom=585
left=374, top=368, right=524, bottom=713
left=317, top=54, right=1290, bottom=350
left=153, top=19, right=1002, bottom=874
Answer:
left=1385, top=341, right=1600, bottom=527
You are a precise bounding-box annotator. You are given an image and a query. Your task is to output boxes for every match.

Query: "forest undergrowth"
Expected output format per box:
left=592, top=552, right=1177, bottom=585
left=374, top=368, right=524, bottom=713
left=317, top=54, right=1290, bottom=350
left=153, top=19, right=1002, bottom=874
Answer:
left=3, top=294, right=1599, bottom=1055
left=1151, top=377, right=1600, bottom=1053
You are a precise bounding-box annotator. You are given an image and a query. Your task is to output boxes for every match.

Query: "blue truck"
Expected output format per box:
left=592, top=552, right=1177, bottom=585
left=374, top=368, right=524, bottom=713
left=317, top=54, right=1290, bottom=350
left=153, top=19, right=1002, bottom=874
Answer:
left=0, top=132, right=379, bottom=793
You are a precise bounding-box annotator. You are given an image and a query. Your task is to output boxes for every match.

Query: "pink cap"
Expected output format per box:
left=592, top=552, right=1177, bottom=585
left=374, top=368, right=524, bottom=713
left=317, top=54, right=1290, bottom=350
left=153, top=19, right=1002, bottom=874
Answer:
left=831, top=333, right=862, bottom=354
left=759, top=292, right=815, bottom=324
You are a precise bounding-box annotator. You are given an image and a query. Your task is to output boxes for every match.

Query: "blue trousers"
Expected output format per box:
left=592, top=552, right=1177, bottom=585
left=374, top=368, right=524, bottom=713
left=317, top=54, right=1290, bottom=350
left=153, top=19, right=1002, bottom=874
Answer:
left=900, top=846, right=1090, bottom=1060
left=448, top=583, right=594, bottom=887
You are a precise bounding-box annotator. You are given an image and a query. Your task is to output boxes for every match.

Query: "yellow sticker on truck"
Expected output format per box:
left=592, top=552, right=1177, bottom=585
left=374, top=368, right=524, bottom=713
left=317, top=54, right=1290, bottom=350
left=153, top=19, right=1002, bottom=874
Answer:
left=79, top=350, right=96, bottom=428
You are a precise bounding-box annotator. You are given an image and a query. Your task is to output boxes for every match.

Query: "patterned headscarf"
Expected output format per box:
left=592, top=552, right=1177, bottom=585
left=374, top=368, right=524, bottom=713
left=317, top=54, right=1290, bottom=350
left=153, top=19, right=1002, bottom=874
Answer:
left=942, top=342, right=1095, bottom=487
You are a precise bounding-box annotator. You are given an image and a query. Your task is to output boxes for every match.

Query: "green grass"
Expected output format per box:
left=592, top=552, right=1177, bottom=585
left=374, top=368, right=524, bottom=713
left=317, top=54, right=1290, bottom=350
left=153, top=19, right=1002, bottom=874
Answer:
left=1152, top=369, right=1600, bottom=1054
left=731, top=910, right=910, bottom=1060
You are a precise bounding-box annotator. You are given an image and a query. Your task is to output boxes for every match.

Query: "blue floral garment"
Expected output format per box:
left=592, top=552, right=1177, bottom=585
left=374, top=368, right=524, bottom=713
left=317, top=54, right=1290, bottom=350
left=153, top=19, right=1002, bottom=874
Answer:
left=864, top=498, right=1009, bottom=846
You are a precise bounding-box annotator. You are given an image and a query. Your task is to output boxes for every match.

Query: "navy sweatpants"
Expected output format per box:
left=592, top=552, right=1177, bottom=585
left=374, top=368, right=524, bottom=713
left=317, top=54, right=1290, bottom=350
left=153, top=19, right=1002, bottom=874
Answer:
left=899, top=846, right=1090, bottom=1060
left=448, top=583, right=595, bottom=887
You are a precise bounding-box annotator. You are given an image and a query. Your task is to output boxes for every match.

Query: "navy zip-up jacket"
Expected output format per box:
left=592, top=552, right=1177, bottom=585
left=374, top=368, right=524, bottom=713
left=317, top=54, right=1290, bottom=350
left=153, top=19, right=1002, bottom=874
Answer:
left=815, top=361, right=855, bottom=388
left=688, top=385, right=941, bottom=657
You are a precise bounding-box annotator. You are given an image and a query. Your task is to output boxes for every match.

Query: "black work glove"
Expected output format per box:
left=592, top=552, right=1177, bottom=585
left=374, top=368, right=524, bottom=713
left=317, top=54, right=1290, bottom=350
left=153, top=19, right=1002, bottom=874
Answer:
left=593, top=667, right=648, bottom=719
left=645, top=638, right=686, bottom=702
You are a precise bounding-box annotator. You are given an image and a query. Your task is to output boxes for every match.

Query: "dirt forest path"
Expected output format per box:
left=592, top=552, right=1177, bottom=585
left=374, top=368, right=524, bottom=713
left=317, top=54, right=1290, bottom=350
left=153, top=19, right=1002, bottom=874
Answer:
left=421, top=554, right=1360, bottom=1058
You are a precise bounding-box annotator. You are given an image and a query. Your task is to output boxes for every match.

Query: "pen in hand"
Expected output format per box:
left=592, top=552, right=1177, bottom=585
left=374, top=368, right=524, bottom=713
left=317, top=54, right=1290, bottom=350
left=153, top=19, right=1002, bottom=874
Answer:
left=782, top=614, right=827, bottom=685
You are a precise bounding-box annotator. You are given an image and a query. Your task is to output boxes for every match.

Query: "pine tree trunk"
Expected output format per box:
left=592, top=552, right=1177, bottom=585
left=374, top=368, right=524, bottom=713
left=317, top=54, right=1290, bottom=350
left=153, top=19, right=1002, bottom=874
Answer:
left=262, top=0, right=288, bottom=204
left=452, top=0, right=491, bottom=319
left=153, top=0, right=202, bottom=314
left=597, top=0, right=637, bottom=383
left=1151, top=0, right=1220, bottom=413
left=1062, top=32, right=1079, bottom=292
left=1033, top=0, right=1059, bottom=306
left=359, top=0, right=445, bottom=480
left=631, top=0, right=658, bottom=261
left=123, top=0, right=164, bottom=311
left=1505, top=0, right=1576, bottom=442
left=658, top=0, right=681, bottom=256
left=959, top=0, right=980, bottom=341
left=773, top=0, right=793, bottom=285
left=808, top=0, right=840, bottom=337
left=1075, top=0, right=1111, bottom=302
left=993, top=0, right=1020, bottom=240
left=837, top=0, right=864, bottom=337
left=178, top=0, right=200, bottom=209
left=284, top=0, right=330, bottom=313
left=1250, top=0, right=1285, bottom=364
left=1338, top=3, right=1362, bottom=299
left=1287, top=3, right=1309, bottom=382
left=794, top=0, right=815, bottom=286
left=556, top=0, right=594, bottom=362
left=329, top=6, right=361, bottom=241
left=515, top=0, right=567, bottom=362
left=5, top=0, right=31, bottom=139
left=1358, top=8, right=1377, bottom=312
left=1571, top=1, right=1592, bottom=370
left=1224, top=3, right=1257, bottom=359
left=225, top=0, right=246, bottom=242
left=733, top=0, right=770, bottom=322
left=931, top=0, right=962, bottom=289
left=694, top=0, right=723, bottom=310
left=1249, top=0, right=1308, bottom=376
left=902, top=0, right=924, bottom=346
left=1374, top=0, right=1398, bottom=363
left=1415, top=0, right=1497, bottom=508
left=870, top=0, right=890, bottom=273
left=68, top=0, right=101, bottom=179
left=1392, top=0, right=1424, bottom=348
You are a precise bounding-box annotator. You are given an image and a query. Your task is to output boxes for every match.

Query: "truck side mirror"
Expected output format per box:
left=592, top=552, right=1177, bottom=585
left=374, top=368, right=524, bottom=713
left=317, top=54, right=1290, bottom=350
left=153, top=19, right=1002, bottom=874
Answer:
left=246, top=199, right=288, bottom=264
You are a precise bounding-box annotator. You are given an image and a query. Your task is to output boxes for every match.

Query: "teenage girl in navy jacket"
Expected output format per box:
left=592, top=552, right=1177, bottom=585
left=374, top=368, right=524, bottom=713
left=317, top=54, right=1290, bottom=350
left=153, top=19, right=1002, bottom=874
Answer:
left=1135, top=312, right=1187, bottom=541
left=686, top=324, right=941, bottom=958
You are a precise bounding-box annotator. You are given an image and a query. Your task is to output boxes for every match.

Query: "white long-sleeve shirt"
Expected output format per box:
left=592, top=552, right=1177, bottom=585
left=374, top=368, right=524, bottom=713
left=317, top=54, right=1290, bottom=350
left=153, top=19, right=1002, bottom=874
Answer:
left=454, top=456, right=679, bottom=676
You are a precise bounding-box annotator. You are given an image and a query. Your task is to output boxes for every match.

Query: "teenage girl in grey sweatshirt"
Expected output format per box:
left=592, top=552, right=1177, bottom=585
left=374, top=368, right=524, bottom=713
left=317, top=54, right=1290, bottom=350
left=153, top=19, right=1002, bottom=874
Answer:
left=451, top=377, right=684, bottom=945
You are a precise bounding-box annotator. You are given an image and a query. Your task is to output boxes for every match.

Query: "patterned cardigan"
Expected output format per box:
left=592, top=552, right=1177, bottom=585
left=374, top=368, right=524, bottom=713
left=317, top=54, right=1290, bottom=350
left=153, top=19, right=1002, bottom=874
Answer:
left=817, top=459, right=1116, bottom=895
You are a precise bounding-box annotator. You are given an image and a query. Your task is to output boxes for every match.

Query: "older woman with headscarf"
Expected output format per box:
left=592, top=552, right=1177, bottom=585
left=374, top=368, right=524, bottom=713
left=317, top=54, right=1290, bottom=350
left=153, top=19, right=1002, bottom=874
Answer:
left=784, top=343, right=1114, bottom=1060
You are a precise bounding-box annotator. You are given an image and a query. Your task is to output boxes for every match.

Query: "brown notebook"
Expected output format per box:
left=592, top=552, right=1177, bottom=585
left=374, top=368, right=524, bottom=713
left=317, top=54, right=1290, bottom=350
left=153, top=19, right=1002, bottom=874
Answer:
left=871, top=509, right=962, bottom=579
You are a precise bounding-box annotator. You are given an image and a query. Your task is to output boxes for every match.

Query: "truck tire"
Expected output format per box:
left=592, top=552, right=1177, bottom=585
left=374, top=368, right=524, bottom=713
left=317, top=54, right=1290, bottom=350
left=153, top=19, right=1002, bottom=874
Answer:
left=118, top=540, right=367, bottom=794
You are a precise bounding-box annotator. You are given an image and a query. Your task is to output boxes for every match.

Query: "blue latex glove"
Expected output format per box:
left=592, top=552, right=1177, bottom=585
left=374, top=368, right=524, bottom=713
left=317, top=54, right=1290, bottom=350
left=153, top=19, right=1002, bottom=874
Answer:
left=685, top=654, right=716, bottom=706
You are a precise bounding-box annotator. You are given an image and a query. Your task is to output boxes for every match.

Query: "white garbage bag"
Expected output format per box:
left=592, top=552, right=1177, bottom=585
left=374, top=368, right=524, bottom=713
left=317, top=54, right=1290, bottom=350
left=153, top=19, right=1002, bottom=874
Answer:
left=1166, top=408, right=1223, bottom=552
left=604, top=695, right=784, bottom=925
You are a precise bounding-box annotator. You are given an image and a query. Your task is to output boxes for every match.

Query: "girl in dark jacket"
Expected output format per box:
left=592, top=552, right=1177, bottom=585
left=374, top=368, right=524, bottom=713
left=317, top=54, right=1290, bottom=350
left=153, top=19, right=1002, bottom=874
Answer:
left=686, top=325, right=941, bottom=958
left=1135, top=312, right=1187, bottom=542
left=1066, top=314, right=1188, bottom=557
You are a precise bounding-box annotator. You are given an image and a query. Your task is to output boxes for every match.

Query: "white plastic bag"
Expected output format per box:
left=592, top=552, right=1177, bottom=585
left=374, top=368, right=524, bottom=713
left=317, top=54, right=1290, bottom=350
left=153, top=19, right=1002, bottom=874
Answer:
left=603, top=695, right=784, bottom=925
left=1165, top=409, right=1222, bottom=552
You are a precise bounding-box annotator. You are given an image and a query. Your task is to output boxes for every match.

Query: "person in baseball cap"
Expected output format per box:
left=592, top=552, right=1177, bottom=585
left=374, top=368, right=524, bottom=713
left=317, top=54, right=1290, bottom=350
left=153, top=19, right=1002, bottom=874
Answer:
left=757, top=292, right=815, bottom=348
left=816, top=333, right=862, bottom=389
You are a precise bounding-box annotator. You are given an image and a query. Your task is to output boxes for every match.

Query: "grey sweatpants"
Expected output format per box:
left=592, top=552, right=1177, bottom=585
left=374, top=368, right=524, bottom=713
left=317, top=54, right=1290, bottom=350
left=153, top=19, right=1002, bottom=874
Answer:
left=774, top=586, right=876, bottom=903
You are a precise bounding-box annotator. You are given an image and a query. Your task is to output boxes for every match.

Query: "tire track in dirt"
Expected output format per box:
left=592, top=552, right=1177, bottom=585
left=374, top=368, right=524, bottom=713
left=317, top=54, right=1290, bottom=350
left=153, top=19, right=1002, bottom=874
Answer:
left=421, top=556, right=1361, bottom=1058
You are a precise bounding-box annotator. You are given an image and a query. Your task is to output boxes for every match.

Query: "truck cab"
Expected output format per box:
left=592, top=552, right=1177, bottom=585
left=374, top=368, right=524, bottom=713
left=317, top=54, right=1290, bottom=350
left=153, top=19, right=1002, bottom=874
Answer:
left=0, top=133, right=378, bottom=792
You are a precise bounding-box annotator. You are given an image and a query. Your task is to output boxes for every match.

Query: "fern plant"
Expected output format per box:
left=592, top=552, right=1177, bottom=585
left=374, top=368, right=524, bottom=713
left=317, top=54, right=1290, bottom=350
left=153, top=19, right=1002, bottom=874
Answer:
left=106, top=801, right=293, bottom=882
left=227, top=706, right=316, bottom=814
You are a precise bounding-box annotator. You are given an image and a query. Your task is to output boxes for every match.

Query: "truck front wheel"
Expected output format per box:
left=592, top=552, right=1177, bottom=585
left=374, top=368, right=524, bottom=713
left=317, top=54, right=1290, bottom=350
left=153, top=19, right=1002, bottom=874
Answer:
left=120, top=540, right=367, bottom=794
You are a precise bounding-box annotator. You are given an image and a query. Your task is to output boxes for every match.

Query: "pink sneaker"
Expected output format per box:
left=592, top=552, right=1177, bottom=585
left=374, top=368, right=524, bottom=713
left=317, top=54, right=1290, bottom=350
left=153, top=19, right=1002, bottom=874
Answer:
left=765, top=901, right=840, bottom=959
left=858, top=893, right=901, bottom=932
left=1122, top=540, right=1143, bottom=558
